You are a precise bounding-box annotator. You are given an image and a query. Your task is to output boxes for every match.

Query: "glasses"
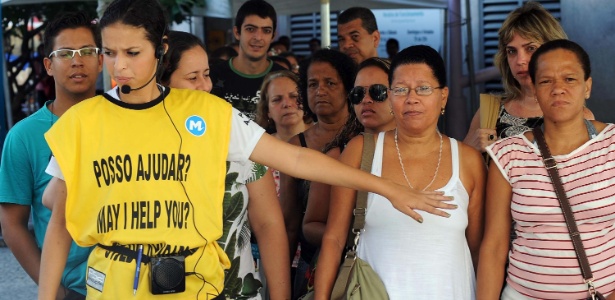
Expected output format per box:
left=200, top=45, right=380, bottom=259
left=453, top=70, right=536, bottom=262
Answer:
left=348, top=84, right=388, bottom=105
left=48, top=47, right=100, bottom=60
left=390, top=86, right=443, bottom=97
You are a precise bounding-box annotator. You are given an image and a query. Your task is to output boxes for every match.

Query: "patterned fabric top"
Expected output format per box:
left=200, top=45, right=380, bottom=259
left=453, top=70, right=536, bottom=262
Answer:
left=486, top=124, right=615, bottom=299
left=495, top=104, right=543, bottom=139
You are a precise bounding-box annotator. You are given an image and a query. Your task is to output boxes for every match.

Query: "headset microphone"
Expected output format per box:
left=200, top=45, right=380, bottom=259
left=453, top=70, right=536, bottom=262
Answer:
left=120, top=70, right=157, bottom=94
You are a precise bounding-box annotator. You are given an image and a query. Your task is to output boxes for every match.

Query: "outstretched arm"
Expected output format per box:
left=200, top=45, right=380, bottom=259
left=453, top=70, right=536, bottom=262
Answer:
left=250, top=133, right=456, bottom=223
left=38, top=178, right=72, bottom=300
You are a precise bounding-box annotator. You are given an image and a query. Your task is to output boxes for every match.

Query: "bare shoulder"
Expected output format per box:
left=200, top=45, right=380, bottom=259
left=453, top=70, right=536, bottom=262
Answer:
left=343, top=134, right=365, bottom=153
left=457, top=139, right=486, bottom=171
left=325, top=146, right=342, bottom=159
left=590, top=119, right=609, bottom=133
left=338, top=134, right=367, bottom=167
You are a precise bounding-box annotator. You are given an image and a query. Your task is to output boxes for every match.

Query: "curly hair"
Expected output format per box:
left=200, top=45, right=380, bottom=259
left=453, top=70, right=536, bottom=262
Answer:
left=299, top=49, right=356, bottom=121
left=256, top=70, right=311, bottom=134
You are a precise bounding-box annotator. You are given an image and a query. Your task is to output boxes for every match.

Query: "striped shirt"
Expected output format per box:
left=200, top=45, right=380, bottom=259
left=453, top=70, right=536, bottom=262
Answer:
left=486, top=124, right=615, bottom=299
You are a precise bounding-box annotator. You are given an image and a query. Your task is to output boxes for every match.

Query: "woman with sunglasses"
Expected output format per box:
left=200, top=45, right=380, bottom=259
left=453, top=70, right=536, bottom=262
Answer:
left=302, top=57, right=395, bottom=249
left=314, top=46, right=485, bottom=300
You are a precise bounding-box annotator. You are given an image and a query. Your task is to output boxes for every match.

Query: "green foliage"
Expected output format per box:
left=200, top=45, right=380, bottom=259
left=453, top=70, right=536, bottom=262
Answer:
left=3, top=3, right=98, bottom=31
left=224, top=255, right=242, bottom=296
left=240, top=273, right=263, bottom=298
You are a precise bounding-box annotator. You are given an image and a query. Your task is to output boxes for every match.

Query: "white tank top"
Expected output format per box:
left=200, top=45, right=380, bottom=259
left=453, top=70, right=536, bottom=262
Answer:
left=357, top=132, right=476, bottom=300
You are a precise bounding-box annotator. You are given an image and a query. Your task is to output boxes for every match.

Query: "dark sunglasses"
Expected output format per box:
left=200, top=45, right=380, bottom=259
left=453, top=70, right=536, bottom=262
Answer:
left=348, top=84, right=388, bottom=105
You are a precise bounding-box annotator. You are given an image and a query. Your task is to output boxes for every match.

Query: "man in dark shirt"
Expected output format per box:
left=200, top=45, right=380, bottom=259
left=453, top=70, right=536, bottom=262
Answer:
left=210, top=0, right=285, bottom=119
left=337, top=7, right=381, bottom=64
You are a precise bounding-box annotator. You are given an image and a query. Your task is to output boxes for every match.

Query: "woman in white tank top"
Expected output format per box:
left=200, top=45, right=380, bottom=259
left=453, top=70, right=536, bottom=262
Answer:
left=314, top=45, right=486, bottom=300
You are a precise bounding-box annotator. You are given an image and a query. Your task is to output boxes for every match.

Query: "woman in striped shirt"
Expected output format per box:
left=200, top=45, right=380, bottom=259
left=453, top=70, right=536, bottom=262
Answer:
left=477, top=40, right=615, bottom=299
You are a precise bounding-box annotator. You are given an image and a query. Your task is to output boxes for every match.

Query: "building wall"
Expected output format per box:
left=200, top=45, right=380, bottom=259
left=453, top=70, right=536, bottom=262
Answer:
left=561, top=0, right=615, bottom=123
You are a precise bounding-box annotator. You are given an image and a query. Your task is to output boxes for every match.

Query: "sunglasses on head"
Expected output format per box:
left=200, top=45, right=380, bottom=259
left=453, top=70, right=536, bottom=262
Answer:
left=348, top=84, right=388, bottom=105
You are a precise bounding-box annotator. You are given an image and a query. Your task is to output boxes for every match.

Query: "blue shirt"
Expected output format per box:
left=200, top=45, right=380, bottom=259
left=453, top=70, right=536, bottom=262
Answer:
left=0, top=100, right=91, bottom=295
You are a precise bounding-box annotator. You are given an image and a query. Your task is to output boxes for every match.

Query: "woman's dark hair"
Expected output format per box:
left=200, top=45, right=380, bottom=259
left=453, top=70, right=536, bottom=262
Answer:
left=358, top=57, right=391, bottom=78
left=160, top=30, right=206, bottom=85
left=299, top=49, right=356, bottom=121
left=389, top=45, right=446, bottom=87
left=323, top=57, right=391, bottom=153
left=529, top=39, right=591, bottom=83
left=44, top=11, right=101, bottom=57
left=99, top=0, right=168, bottom=52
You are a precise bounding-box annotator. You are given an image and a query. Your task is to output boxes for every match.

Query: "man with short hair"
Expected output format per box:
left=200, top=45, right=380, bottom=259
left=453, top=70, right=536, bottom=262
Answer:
left=0, top=11, right=102, bottom=300
left=210, top=0, right=285, bottom=120
left=337, top=7, right=381, bottom=64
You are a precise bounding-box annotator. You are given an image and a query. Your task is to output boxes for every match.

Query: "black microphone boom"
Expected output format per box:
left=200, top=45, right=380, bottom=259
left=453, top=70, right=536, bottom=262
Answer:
left=120, top=84, right=132, bottom=94
left=120, top=70, right=157, bottom=94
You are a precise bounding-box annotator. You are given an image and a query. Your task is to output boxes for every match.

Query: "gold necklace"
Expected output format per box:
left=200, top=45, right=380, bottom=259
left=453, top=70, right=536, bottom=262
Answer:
left=394, top=128, right=443, bottom=191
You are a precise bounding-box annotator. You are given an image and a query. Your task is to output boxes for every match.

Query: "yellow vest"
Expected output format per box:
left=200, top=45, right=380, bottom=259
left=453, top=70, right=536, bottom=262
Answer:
left=46, top=88, right=232, bottom=299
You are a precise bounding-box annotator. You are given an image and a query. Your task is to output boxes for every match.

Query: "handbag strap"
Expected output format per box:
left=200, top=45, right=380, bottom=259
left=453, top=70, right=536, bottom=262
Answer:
left=331, top=132, right=375, bottom=300
left=532, top=127, right=598, bottom=293
left=347, top=132, right=375, bottom=247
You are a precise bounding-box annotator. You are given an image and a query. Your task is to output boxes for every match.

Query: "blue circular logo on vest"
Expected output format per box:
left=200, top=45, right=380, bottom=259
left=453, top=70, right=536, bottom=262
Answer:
left=185, top=115, right=206, bottom=136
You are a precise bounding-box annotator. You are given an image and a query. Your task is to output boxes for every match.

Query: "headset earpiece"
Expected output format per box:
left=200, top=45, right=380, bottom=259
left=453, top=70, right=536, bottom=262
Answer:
left=156, top=45, right=165, bottom=59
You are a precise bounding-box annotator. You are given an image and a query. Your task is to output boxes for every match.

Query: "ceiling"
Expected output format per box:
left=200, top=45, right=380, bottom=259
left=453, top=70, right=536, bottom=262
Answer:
left=1, top=0, right=95, bottom=5
left=231, top=0, right=448, bottom=16
left=2, top=0, right=449, bottom=17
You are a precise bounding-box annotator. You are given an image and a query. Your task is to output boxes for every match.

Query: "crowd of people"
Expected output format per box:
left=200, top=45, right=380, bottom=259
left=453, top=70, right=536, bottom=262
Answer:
left=0, top=0, right=613, bottom=299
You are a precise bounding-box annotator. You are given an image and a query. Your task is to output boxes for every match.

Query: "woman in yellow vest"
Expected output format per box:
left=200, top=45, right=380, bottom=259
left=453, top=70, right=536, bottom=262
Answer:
left=38, top=0, right=458, bottom=299
left=160, top=30, right=290, bottom=300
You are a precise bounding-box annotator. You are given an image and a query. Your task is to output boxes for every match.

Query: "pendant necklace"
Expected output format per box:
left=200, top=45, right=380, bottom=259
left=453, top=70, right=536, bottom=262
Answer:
left=394, top=128, right=443, bottom=191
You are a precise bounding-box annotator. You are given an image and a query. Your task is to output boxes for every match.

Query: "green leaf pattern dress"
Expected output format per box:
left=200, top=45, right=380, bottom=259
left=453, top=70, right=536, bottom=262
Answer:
left=218, top=161, right=267, bottom=299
